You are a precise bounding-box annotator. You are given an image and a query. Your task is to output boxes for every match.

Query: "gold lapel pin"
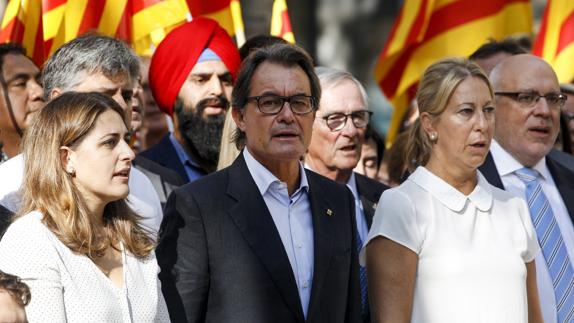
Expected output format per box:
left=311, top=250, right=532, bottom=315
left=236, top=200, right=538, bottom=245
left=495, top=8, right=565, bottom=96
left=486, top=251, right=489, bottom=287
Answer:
left=326, top=209, right=333, bottom=216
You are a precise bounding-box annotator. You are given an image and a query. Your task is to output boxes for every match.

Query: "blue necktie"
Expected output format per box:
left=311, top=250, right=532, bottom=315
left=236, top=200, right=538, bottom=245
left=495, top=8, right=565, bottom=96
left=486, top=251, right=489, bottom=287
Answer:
left=515, top=168, right=574, bottom=323
left=356, top=230, right=368, bottom=319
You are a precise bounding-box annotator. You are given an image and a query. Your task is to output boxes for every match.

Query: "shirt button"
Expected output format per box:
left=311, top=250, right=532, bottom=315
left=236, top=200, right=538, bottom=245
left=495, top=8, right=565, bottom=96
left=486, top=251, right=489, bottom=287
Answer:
left=297, top=244, right=302, bottom=249
left=303, top=281, right=309, bottom=289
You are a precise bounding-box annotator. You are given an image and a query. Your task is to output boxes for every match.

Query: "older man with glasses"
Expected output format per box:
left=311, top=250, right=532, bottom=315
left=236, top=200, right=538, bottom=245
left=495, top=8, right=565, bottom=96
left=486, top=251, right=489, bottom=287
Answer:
left=306, top=67, right=388, bottom=323
left=479, top=54, right=574, bottom=323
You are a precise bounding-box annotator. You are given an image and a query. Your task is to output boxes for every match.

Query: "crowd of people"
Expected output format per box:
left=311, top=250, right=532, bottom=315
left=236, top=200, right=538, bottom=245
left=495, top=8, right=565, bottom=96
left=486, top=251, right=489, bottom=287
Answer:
left=0, top=16, right=573, bottom=323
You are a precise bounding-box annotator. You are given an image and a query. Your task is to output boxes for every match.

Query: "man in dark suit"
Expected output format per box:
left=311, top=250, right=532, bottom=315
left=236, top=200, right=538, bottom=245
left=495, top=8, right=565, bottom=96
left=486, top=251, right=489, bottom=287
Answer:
left=140, top=18, right=240, bottom=183
left=306, top=66, right=388, bottom=322
left=478, top=54, right=574, bottom=323
left=157, top=44, right=361, bottom=323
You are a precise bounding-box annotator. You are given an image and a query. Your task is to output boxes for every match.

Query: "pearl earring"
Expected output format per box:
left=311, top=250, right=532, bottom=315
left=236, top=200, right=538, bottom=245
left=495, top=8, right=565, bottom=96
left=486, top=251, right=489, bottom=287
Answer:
left=429, top=132, right=437, bottom=141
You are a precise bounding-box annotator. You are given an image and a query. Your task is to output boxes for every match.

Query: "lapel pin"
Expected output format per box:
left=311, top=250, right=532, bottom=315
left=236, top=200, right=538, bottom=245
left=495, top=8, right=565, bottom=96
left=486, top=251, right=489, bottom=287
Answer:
left=326, top=209, right=333, bottom=216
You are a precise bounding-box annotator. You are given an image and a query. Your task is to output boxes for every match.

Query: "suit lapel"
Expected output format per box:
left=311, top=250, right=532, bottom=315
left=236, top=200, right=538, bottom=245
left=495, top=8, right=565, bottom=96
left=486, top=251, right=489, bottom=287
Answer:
left=547, top=157, right=574, bottom=225
left=306, top=171, right=335, bottom=320
left=226, top=155, right=305, bottom=322
left=478, top=152, right=505, bottom=190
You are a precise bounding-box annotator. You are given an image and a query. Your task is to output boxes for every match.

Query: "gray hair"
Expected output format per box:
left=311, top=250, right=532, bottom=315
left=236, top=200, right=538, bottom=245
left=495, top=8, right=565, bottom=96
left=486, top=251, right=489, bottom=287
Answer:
left=315, top=66, right=368, bottom=109
left=42, top=34, right=140, bottom=100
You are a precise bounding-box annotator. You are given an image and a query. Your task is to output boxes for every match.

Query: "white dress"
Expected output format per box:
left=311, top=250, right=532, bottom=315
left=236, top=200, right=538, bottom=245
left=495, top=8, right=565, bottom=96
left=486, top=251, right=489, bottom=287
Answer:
left=363, top=167, right=540, bottom=323
left=0, top=211, right=170, bottom=322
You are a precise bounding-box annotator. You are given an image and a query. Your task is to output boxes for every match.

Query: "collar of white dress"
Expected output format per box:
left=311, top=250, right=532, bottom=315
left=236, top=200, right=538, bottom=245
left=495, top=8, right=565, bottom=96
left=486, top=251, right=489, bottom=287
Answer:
left=408, top=166, right=493, bottom=213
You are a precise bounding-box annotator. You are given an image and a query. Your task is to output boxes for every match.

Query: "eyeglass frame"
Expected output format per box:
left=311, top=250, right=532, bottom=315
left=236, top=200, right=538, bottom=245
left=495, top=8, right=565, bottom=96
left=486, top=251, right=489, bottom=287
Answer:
left=318, top=110, right=373, bottom=132
left=246, top=94, right=317, bottom=115
left=494, top=91, right=567, bottom=109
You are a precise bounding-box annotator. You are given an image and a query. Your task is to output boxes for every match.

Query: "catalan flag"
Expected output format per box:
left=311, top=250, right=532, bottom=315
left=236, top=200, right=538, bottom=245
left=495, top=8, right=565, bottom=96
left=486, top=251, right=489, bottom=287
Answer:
left=374, top=0, right=532, bottom=145
left=0, top=0, right=46, bottom=65
left=185, top=0, right=245, bottom=46
left=0, top=0, right=190, bottom=64
left=533, top=0, right=574, bottom=83
left=270, top=0, right=295, bottom=43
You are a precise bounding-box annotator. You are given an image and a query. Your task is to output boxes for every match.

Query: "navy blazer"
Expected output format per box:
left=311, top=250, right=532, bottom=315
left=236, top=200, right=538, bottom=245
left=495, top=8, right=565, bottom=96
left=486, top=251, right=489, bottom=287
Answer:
left=139, top=134, right=190, bottom=183
left=479, top=149, right=574, bottom=225
left=355, top=172, right=389, bottom=229
left=156, top=154, right=361, bottom=323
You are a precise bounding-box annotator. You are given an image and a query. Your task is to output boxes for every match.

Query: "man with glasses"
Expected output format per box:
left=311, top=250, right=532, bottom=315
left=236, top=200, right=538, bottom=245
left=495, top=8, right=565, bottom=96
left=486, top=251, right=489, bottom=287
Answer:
left=480, top=54, right=574, bottom=323
left=157, top=44, right=361, bottom=323
left=306, top=67, right=388, bottom=322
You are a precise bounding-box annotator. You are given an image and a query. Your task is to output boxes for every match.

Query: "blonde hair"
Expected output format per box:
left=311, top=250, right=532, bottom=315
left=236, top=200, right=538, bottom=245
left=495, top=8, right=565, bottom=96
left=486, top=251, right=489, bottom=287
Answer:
left=19, top=92, right=154, bottom=259
left=405, top=57, right=492, bottom=171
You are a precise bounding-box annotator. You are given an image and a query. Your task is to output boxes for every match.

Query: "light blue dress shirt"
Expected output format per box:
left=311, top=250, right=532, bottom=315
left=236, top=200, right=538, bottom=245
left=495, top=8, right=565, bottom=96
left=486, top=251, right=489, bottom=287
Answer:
left=168, top=132, right=207, bottom=182
left=243, top=149, right=314, bottom=319
left=346, top=173, right=369, bottom=246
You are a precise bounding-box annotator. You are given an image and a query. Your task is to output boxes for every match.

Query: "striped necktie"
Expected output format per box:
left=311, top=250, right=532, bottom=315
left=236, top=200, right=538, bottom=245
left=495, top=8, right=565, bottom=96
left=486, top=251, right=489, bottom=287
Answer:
left=356, top=230, right=369, bottom=320
left=515, top=167, right=574, bottom=322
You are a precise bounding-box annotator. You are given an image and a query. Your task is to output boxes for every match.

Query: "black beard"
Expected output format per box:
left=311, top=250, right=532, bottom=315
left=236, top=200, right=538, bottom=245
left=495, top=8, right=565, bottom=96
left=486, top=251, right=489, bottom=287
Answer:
left=176, top=96, right=228, bottom=170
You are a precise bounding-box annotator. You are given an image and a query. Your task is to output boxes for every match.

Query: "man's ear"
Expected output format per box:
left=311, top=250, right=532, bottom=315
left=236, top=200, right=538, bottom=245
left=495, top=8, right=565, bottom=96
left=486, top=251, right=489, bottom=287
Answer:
left=51, top=88, right=63, bottom=100
left=59, top=146, right=76, bottom=176
left=232, top=107, right=246, bottom=132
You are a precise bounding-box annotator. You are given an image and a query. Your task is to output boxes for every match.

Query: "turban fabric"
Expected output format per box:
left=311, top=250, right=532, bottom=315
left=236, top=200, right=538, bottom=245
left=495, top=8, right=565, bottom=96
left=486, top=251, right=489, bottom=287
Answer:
left=149, top=17, right=241, bottom=116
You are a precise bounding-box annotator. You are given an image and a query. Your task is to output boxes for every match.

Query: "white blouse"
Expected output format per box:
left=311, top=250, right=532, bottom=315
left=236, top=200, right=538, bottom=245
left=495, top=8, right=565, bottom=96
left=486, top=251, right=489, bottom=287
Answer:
left=0, top=211, right=170, bottom=322
left=363, top=167, right=540, bottom=323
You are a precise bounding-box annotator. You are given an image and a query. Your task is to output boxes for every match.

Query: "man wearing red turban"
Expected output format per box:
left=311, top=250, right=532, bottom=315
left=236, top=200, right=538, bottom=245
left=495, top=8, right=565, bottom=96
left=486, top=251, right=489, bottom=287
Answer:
left=140, top=17, right=240, bottom=183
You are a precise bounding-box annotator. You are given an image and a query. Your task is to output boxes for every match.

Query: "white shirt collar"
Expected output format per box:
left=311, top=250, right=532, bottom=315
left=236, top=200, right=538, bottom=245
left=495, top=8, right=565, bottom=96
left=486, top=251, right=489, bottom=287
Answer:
left=490, top=140, right=551, bottom=181
left=243, top=149, right=309, bottom=195
left=408, top=166, right=493, bottom=212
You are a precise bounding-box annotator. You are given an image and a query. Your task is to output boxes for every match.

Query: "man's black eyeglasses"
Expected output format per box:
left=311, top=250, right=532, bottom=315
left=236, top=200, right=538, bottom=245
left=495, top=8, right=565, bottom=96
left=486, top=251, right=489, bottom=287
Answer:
left=494, top=91, right=567, bottom=109
left=319, top=110, right=373, bottom=132
left=247, top=94, right=316, bottom=115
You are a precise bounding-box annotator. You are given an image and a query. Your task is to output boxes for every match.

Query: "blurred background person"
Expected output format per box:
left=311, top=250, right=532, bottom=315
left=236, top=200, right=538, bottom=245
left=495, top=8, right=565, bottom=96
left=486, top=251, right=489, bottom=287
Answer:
left=379, top=131, right=410, bottom=187
left=0, top=43, right=44, bottom=163
left=354, top=125, right=385, bottom=181
left=364, top=58, right=542, bottom=323
left=0, top=92, right=169, bottom=321
left=306, top=66, right=388, bottom=323
left=0, top=270, right=29, bottom=323
left=559, top=83, right=574, bottom=155
left=469, top=37, right=528, bottom=75
left=138, top=56, right=170, bottom=151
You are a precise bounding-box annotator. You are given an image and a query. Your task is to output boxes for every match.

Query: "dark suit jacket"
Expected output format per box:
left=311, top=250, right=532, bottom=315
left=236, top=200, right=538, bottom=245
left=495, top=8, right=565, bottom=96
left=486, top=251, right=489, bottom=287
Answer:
left=479, top=149, right=574, bottom=225
left=355, top=173, right=389, bottom=229
left=139, top=134, right=191, bottom=183
left=156, top=154, right=361, bottom=323
left=0, top=204, right=12, bottom=240
left=133, top=155, right=186, bottom=208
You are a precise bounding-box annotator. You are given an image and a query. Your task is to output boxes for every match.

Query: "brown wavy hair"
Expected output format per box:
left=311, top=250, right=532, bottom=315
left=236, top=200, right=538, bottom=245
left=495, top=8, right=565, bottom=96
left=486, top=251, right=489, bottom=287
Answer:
left=0, top=270, right=30, bottom=306
left=405, top=57, right=493, bottom=171
left=19, top=92, right=154, bottom=259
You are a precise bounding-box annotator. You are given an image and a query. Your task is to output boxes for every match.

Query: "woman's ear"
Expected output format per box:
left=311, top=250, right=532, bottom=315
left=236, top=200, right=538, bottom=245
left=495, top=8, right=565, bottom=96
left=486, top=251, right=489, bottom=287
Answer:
left=420, top=112, right=438, bottom=142
left=59, top=146, right=76, bottom=176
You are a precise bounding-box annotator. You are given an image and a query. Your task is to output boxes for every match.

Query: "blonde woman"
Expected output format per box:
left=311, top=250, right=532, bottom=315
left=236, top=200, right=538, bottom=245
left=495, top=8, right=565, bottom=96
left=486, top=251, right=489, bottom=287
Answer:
left=363, top=58, right=543, bottom=323
left=0, top=92, right=169, bottom=322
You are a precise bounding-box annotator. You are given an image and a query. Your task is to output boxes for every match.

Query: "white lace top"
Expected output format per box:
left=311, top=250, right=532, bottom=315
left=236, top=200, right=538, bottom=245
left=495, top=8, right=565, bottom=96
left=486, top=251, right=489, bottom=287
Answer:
left=0, top=211, right=170, bottom=322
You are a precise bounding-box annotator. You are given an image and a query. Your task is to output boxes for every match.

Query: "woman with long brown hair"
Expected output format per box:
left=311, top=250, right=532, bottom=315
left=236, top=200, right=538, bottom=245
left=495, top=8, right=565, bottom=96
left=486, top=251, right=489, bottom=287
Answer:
left=0, top=92, right=169, bottom=322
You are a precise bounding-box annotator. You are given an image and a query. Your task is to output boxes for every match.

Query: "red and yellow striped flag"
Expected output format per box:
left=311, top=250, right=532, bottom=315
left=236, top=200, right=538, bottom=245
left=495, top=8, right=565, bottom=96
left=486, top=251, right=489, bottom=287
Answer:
left=270, top=0, right=295, bottom=43
left=374, top=0, right=532, bottom=145
left=185, top=0, right=245, bottom=46
left=533, top=0, right=574, bottom=83
left=0, top=0, right=189, bottom=63
left=0, top=0, right=46, bottom=65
